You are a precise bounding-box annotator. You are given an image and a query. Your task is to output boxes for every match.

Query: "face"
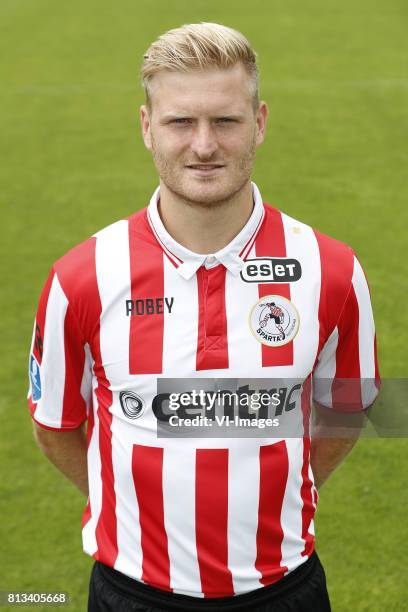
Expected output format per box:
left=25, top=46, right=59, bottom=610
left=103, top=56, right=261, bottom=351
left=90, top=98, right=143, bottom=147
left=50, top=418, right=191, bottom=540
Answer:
left=140, top=63, right=268, bottom=205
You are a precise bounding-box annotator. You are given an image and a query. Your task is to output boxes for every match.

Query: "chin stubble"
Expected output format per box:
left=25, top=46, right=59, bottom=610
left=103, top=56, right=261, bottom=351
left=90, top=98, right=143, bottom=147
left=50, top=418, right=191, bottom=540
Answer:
left=150, top=129, right=258, bottom=206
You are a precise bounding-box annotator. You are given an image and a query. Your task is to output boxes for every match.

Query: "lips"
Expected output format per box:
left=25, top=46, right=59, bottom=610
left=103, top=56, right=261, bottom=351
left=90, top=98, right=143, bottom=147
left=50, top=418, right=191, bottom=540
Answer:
left=186, top=164, right=224, bottom=170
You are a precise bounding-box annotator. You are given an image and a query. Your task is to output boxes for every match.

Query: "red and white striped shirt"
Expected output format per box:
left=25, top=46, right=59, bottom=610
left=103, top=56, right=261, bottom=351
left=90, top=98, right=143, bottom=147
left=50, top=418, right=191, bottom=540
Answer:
left=28, top=182, right=379, bottom=598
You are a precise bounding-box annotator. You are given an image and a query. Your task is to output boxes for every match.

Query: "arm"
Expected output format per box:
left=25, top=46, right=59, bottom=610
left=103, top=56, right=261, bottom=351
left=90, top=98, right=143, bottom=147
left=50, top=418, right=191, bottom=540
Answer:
left=310, top=402, right=365, bottom=489
left=28, top=266, right=92, bottom=498
left=32, top=421, right=89, bottom=497
left=310, top=248, right=380, bottom=489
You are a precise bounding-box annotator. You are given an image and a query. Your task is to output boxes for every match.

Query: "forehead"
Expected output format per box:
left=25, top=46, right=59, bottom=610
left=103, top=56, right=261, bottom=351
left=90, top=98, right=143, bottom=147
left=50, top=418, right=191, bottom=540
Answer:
left=148, top=63, right=253, bottom=115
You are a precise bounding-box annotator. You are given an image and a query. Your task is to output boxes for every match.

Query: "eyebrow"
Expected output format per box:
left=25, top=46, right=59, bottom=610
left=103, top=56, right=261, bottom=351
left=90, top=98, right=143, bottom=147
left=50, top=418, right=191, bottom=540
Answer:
left=160, top=113, right=246, bottom=121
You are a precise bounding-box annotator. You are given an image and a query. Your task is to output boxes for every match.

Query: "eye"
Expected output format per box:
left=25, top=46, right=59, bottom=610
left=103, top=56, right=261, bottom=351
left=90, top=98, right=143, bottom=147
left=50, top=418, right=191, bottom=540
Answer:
left=172, top=118, right=191, bottom=124
left=216, top=118, right=236, bottom=123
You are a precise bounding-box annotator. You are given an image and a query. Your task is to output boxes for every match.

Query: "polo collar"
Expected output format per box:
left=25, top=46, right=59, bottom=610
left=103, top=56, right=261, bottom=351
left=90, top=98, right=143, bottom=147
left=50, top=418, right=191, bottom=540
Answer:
left=147, top=181, right=265, bottom=280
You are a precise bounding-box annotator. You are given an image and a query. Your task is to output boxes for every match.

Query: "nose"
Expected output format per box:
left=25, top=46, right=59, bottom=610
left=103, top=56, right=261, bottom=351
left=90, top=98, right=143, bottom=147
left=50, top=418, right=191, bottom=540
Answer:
left=190, top=122, right=218, bottom=159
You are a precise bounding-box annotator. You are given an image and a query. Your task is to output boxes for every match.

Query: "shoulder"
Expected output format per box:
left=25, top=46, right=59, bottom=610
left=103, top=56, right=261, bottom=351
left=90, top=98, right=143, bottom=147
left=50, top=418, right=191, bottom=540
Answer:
left=263, top=203, right=355, bottom=281
left=52, top=210, right=147, bottom=293
left=52, top=220, right=118, bottom=293
left=48, top=213, right=144, bottom=339
left=263, top=204, right=356, bottom=338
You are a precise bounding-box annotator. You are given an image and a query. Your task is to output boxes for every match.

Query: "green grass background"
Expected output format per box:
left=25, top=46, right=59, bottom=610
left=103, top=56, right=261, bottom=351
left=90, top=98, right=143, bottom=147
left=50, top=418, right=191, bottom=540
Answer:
left=1, top=0, right=407, bottom=610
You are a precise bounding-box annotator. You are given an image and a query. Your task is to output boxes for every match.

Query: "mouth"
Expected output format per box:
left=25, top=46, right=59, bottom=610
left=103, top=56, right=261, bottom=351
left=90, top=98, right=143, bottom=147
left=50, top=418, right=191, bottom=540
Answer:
left=186, top=164, right=225, bottom=173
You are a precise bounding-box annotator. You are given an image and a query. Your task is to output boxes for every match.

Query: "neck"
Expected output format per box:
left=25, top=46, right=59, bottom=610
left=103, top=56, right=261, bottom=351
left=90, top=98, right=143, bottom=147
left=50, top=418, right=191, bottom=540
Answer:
left=157, top=180, right=254, bottom=254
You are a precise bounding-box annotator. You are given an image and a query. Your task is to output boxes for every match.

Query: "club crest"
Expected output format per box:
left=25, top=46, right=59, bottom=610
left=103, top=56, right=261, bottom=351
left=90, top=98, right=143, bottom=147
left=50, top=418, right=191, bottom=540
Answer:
left=249, top=295, right=300, bottom=347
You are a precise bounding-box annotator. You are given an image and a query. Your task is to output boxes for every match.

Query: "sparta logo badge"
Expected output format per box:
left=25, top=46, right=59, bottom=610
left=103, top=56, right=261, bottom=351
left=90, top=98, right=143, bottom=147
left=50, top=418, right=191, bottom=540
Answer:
left=249, top=295, right=299, bottom=347
left=119, top=391, right=145, bottom=419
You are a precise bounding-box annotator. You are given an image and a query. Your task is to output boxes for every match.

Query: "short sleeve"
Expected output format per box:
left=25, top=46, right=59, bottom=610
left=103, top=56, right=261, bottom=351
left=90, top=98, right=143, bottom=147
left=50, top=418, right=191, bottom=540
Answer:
left=312, top=254, right=380, bottom=411
left=28, top=267, right=92, bottom=430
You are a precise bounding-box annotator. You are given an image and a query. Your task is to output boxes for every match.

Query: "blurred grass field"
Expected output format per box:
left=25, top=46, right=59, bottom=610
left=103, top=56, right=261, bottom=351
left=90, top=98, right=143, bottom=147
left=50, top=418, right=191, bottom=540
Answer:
left=1, top=0, right=407, bottom=610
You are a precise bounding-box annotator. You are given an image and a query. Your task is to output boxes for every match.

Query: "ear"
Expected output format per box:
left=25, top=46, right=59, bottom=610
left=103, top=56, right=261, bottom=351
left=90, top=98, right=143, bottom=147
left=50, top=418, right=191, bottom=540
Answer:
left=140, top=105, right=152, bottom=150
left=255, top=101, right=269, bottom=146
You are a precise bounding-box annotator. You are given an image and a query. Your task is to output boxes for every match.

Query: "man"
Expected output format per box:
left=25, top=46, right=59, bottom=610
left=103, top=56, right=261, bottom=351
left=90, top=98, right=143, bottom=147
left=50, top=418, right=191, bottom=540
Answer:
left=28, top=22, right=379, bottom=612
left=260, top=302, right=285, bottom=339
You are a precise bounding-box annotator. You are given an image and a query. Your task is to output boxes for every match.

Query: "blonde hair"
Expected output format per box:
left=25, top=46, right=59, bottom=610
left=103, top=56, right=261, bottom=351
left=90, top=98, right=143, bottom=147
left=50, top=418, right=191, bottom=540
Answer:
left=141, top=22, right=259, bottom=111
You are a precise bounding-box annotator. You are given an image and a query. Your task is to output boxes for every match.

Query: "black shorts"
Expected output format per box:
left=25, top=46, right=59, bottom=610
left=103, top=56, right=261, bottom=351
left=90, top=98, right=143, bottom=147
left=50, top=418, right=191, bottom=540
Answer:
left=88, top=551, right=331, bottom=612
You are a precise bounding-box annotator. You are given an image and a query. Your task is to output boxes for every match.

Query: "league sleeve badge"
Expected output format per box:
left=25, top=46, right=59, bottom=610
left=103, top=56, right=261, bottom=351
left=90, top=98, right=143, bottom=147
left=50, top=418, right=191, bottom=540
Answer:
left=29, top=354, right=42, bottom=401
